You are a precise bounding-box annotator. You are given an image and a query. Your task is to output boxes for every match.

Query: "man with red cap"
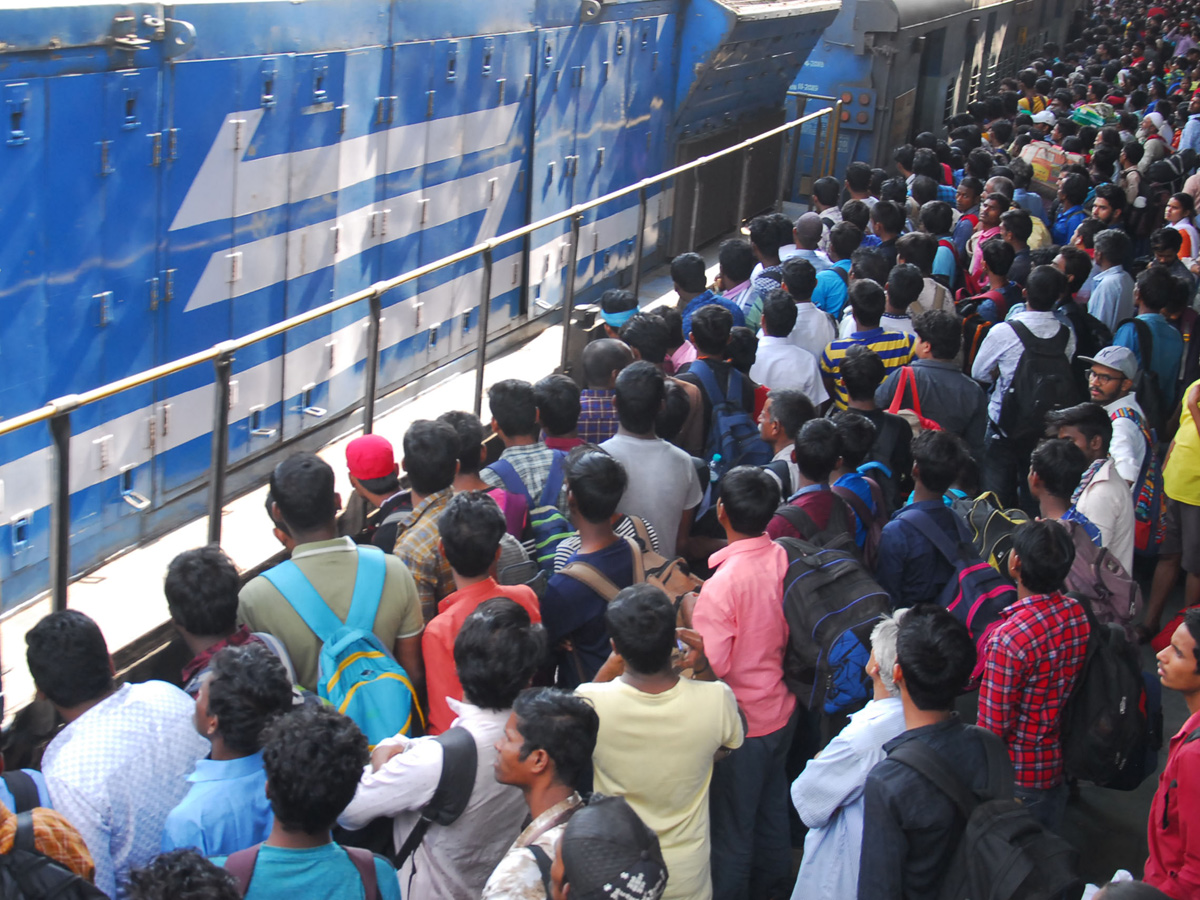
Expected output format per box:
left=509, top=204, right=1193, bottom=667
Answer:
left=345, top=433, right=409, bottom=552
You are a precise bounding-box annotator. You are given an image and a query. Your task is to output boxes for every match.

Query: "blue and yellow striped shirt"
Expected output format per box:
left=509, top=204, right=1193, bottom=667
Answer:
left=821, top=328, right=916, bottom=409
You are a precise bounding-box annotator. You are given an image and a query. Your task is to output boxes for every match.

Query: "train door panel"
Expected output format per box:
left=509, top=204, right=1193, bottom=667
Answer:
left=530, top=26, right=577, bottom=316
left=378, top=41, right=432, bottom=390
left=911, top=28, right=948, bottom=141
left=98, top=69, right=162, bottom=528
left=0, top=77, right=49, bottom=578
left=622, top=16, right=672, bottom=271
left=159, top=59, right=239, bottom=496
left=327, top=47, right=390, bottom=420
left=223, top=55, right=294, bottom=464
left=281, top=52, right=346, bottom=442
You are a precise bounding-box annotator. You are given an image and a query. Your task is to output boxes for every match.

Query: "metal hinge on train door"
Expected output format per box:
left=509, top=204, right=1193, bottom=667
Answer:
left=149, top=131, right=162, bottom=166
left=98, top=140, right=114, bottom=175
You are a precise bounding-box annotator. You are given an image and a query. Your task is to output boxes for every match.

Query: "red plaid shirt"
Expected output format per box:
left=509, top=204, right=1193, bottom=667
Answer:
left=577, top=389, right=620, bottom=445
left=978, top=592, right=1090, bottom=788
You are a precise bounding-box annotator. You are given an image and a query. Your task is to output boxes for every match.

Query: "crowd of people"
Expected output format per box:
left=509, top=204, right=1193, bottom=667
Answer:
left=9, top=2, right=1200, bottom=899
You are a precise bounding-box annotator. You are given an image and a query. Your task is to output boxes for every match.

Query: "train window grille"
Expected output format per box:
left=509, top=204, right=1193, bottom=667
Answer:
left=944, top=82, right=956, bottom=122
left=969, top=64, right=982, bottom=104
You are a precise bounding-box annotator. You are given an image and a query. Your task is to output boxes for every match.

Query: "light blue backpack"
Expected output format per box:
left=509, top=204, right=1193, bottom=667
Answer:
left=262, top=545, right=420, bottom=746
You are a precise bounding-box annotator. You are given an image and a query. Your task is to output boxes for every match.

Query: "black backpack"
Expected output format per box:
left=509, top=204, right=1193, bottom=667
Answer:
left=997, top=322, right=1082, bottom=444
left=0, top=811, right=106, bottom=900
left=1060, top=594, right=1162, bottom=790
left=776, top=536, right=893, bottom=716
left=1116, top=317, right=1167, bottom=438
left=890, top=727, right=1080, bottom=900
left=773, top=490, right=859, bottom=556
left=1056, top=299, right=1112, bottom=393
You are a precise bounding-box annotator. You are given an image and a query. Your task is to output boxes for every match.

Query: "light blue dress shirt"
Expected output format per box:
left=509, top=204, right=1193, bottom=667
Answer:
left=162, top=751, right=274, bottom=856
left=1086, top=265, right=1135, bottom=332
left=790, top=697, right=906, bottom=900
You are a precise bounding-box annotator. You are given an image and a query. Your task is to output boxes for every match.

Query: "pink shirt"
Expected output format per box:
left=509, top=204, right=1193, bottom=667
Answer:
left=692, top=534, right=796, bottom=737
left=666, top=341, right=698, bottom=376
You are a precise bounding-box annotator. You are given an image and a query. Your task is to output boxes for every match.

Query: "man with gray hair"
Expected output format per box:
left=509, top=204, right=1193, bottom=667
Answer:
left=1087, top=229, right=1135, bottom=331
left=787, top=611, right=909, bottom=900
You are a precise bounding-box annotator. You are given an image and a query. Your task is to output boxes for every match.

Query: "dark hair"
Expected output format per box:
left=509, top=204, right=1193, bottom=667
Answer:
left=600, top=289, right=637, bottom=315
left=1136, top=266, right=1176, bottom=312
left=1173, top=192, right=1196, bottom=214
left=846, top=161, right=872, bottom=191
left=982, top=238, right=1016, bottom=277
left=871, top=201, right=905, bottom=238
left=841, top=199, right=871, bottom=231
left=850, top=248, right=891, bottom=285
left=1056, top=246, right=1093, bottom=295
left=1060, top=173, right=1090, bottom=206
left=1008, top=158, right=1034, bottom=189
left=355, top=470, right=401, bottom=496
left=566, top=447, right=628, bottom=523
left=26, top=610, right=113, bottom=708
left=748, top=215, right=784, bottom=257
left=912, top=430, right=970, bottom=494
left=165, top=545, right=241, bottom=637
left=726, top=327, right=757, bottom=375
left=1095, top=882, right=1173, bottom=900
left=670, top=252, right=708, bottom=293
left=967, top=147, right=995, bottom=179
left=848, top=278, right=886, bottom=329
left=1073, top=217, right=1102, bottom=251
left=1122, top=140, right=1145, bottom=164
left=127, top=850, right=240, bottom=900
left=620, top=313, right=670, bottom=365
left=839, top=345, right=886, bottom=401
left=613, top=360, right=666, bottom=435
left=887, top=264, right=924, bottom=310
left=910, top=174, right=938, bottom=207
left=1025, top=265, right=1067, bottom=311
left=766, top=389, right=817, bottom=442
left=454, top=597, right=547, bottom=710
left=919, top=200, right=954, bottom=235
left=958, top=175, right=984, bottom=199
left=403, top=419, right=459, bottom=496
left=689, top=304, right=733, bottom=356
left=1045, top=402, right=1113, bottom=454
left=1150, top=226, right=1183, bottom=255
left=912, top=148, right=940, bottom=181
left=534, top=374, right=582, bottom=436
left=913, top=308, right=962, bottom=360
left=439, top=410, right=486, bottom=475
left=828, top=222, right=863, bottom=260
left=762, top=289, right=798, bottom=337
left=813, top=176, right=841, bottom=207
left=1001, top=208, right=1034, bottom=242
left=720, top=466, right=780, bottom=534
left=1094, top=182, right=1127, bottom=213
left=206, top=643, right=294, bottom=756
left=606, top=584, right=677, bottom=675
left=1184, top=608, right=1200, bottom=675
left=831, top=410, right=877, bottom=469
left=782, top=257, right=817, bottom=299
left=1030, top=438, right=1088, bottom=501
left=661, top=307, right=686, bottom=349
left=438, top=491, right=506, bottom=577
left=893, top=144, right=916, bottom=172
left=262, top=705, right=368, bottom=834
left=488, top=379, right=539, bottom=437
left=1011, top=519, right=1075, bottom=593
left=581, top=339, right=633, bottom=390
left=270, top=453, right=336, bottom=532
left=896, top=232, right=936, bottom=274
left=512, top=688, right=599, bottom=793
left=895, top=604, right=976, bottom=711
left=718, top=239, right=756, bottom=284
left=793, top=418, right=840, bottom=483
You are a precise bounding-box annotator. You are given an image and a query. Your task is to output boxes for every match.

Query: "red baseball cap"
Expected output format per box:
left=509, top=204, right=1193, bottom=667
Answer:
left=346, top=434, right=395, bottom=480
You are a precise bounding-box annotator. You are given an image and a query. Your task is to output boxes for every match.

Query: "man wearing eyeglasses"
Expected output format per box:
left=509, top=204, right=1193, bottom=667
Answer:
left=1078, top=346, right=1148, bottom=488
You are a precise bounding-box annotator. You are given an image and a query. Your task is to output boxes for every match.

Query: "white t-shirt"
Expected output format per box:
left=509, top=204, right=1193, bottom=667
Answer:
left=1074, top=457, right=1136, bottom=573
left=600, top=433, right=704, bottom=558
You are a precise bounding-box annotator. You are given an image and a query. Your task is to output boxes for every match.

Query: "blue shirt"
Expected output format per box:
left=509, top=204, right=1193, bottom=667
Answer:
left=1087, top=265, right=1136, bottom=332
left=1013, top=188, right=1049, bottom=224
left=681, top=290, right=745, bottom=339
left=833, top=472, right=877, bottom=548
left=1114, top=312, right=1185, bottom=410
left=212, top=843, right=401, bottom=900
left=811, top=259, right=852, bottom=318
left=932, top=237, right=957, bottom=285
left=875, top=500, right=965, bottom=609
left=162, top=752, right=273, bottom=856
left=1052, top=205, right=1086, bottom=245
left=1181, top=114, right=1200, bottom=154
left=0, top=770, right=51, bottom=811
left=935, top=184, right=958, bottom=205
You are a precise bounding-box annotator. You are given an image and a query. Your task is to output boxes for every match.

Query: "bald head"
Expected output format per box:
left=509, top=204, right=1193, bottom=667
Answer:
left=582, top=338, right=635, bottom=389
left=794, top=212, right=824, bottom=250
left=985, top=176, right=1014, bottom=200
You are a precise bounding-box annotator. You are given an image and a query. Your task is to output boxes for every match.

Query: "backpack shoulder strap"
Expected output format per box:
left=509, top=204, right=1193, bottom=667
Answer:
left=393, top=727, right=479, bottom=868
left=539, top=451, right=567, bottom=508
left=487, top=459, right=534, bottom=505
left=832, top=485, right=876, bottom=532
left=688, top=359, right=726, bottom=406
left=559, top=561, right=623, bottom=603
left=775, top=502, right=819, bottom=537
left=1130, top=316, right=1155, bottom=361
left=345, top=546, right=388, bottom=633
left=261, top=561, right=345, bottom=644
left=528, top=845, right=554, bottom=897
left=2, top=771, right=41, bottom=814
left=13, top=811, right=35, bottom=854
left=889, top=740, right=977, bottom=818
left=343, top=847, right=380, bottom=900
left=627, top=515, right=653, bottom=551
left=834, top=265, right=850, bottom=285
left=898, top=508, right=961, bottom=566
left=224, top=843, right=263, bottom=895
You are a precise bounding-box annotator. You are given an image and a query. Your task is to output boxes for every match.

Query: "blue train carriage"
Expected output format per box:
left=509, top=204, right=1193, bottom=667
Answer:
left=787, top=0, right=1081, bottom=188
left=0, top=0, right=839, bottom=610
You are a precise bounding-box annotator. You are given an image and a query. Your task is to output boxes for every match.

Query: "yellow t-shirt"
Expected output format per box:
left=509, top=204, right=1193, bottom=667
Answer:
left=575, top=678, right=743, bottom=900
left=1165, top=379, right=1200, bottom=506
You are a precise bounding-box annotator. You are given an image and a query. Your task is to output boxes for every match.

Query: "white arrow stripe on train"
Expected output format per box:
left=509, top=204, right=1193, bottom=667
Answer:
left=170, top=103, right=521, bottom=232
left=183, top=160, right=522, bottom=312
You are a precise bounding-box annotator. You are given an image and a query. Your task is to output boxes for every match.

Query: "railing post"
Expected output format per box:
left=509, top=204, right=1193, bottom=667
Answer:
left=786, top=117, right=803, bottom=206
left=631, top=185, right=648, bottom=301
left=559, top=212, right=583, bottom=374
left=363, top=291, right=382, bottom=434
left=207, top=347, right=234, bottom=545
left=826, top=101, right=844, bottom=178
left=49, top=408, right=72, bottom=613
left=473, top=245, right=494, bottom=417
left=688, top=173, right=704, bottom=251
left=736, top=146, right=753, bottom=231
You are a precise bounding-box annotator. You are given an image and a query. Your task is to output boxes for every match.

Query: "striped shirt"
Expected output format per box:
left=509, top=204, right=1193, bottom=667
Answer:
left=820, top=328, right=916, bottom=409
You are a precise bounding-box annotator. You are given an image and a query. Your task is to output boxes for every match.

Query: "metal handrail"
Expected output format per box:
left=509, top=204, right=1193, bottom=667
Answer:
left=1, top=103, right=839, bottom=611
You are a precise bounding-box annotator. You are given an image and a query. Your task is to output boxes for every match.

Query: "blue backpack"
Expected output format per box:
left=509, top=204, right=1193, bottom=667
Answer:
left=489, top=451, right=574, bottom=573
left=688, top=359, right=772, bottom=479
left=262, top=546, right=420, bottom=747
